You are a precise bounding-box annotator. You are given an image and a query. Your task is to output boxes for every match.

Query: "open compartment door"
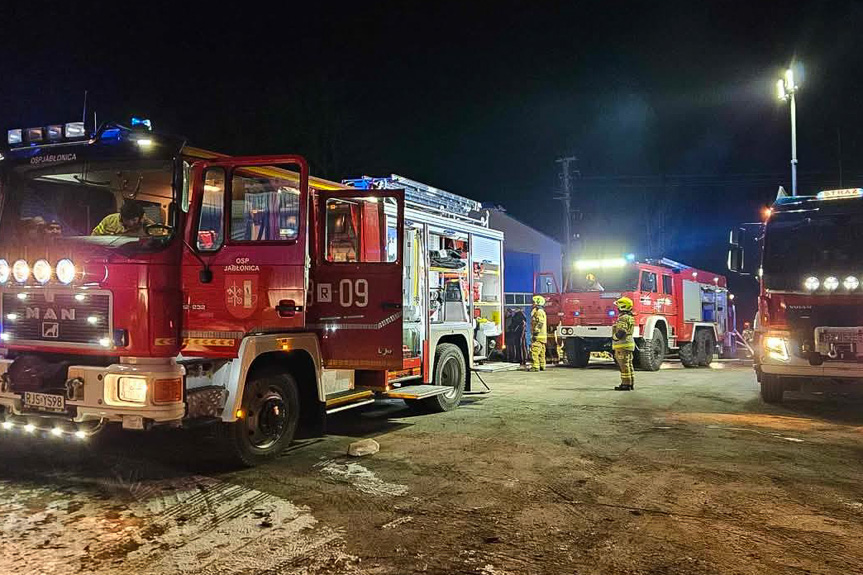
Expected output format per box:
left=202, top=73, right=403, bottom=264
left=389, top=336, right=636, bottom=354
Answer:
left=309, top=189, right=405, bottom=369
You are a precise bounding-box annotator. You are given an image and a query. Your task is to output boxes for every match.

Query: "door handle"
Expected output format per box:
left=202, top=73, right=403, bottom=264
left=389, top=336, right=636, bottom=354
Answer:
left=382, top=302, right=403, bottom=310
left=276, top=300, right=304, bottom=318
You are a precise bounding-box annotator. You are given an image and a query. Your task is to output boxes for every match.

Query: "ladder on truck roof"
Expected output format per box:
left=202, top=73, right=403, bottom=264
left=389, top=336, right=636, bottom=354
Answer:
left=343, top=174, right=488, bottom=226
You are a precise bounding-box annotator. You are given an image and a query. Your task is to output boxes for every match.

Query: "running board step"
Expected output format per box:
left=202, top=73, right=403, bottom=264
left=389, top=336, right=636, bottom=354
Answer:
left=382, top=385, right=450, bottom=400
left=325, top=389, right=375, bottom=415
left=326, top=398, right=375, bottom=415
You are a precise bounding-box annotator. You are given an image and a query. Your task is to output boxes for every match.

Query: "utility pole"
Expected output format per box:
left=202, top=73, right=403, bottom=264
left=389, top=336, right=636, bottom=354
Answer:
left=555, top=156, right=577, bottom=282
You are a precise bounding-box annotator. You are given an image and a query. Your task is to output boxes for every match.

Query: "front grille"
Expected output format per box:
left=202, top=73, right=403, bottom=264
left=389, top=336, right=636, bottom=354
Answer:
left=787, top=304, right=863, bottom=361
left=1, top=291, right=112, bottom=347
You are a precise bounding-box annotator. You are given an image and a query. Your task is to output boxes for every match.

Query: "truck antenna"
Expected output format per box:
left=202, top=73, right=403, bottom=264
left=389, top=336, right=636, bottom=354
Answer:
left=81, top=90, right=88, bottom=124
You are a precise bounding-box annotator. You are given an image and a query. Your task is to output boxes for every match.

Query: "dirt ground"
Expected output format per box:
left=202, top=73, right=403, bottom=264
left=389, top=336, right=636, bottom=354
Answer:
left=3, top=359, right=863, bottom=575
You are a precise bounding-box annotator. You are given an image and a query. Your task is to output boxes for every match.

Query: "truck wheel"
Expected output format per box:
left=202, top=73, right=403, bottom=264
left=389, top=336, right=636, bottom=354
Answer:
left=696, top=330, right=716, bottom=366
left=637, top=330, right=666, bottom=371
left=221, top=372, right=300, bottom=467
left=679, top=342, right=698, bottom=368
left=416, top=343, right=466, bottom=413
left=565, top=339, right=590, bottom=368
left=761, top=375, right=785, bottom=403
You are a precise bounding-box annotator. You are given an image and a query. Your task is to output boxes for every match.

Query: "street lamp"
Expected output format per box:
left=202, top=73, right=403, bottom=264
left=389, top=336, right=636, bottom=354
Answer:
left=777, top=67, right=800, bottom=195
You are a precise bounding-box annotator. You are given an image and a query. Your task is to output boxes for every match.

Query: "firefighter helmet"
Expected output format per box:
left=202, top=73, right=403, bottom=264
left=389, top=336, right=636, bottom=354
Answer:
left=614, top=296, right=633, bottom=312
left=533, top=295, right=546, bottom=306
left=586, top=273, right=597, bottom=282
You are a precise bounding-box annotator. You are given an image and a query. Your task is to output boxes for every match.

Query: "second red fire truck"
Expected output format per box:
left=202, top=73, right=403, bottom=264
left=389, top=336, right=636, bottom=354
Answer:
left=538, top=257, right=736, bottom=370
left=729, top=187, right=863, bottom=402
left=0, top=119, right=504, bottom=465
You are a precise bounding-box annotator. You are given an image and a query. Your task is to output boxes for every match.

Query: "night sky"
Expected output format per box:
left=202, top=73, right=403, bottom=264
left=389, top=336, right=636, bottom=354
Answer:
left=4, top=1, right=863, bottom=318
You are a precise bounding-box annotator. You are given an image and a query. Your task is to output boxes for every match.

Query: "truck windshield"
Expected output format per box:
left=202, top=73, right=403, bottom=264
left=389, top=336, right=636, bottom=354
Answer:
left=0, top=158, right=175, bottom=251
left=763, top=210, right=863, bottom=290
left=568, top=267, right=639, bottom=292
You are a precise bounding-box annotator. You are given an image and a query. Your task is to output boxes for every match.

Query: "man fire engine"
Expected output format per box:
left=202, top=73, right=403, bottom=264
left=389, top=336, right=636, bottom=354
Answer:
left=0, top=119, right=504, bottom=465
left=729, top=187, right=863, bottom=403
left=537, top=257, right=736, bottom=370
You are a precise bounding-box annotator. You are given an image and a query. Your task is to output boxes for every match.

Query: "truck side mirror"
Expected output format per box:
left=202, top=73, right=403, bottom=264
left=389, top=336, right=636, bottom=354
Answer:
left=727, top=246, right=744, bottom=273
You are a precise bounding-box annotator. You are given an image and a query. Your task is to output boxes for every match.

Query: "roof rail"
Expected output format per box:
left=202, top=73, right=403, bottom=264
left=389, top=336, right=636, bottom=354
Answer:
left=343, top=174, right=487, bottom=226
left=652, top=257, right=691, bottom=271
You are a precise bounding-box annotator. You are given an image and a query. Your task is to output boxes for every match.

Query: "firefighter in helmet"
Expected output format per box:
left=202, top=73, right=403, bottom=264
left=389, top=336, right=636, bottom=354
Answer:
left=612, top=296, right=636, bottom=390
left=585, top=273, right=604, bottom=291
left=529, top=295, right=548, bottom=372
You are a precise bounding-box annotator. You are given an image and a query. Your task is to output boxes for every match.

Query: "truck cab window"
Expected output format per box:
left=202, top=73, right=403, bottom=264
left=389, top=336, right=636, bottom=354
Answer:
left=230, top=169, right=300, bottom=242
left=197, top=168, right=225, bottom=251
left=325, top=196, right=399, bottom=263
left=663, top=275, right=673, bottom=295
left=640, top=271, right=658, bottom=293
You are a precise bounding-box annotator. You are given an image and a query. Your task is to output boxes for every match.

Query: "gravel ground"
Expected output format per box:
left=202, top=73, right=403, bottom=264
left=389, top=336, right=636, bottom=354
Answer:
left=2, top=359, right=863, bottom=574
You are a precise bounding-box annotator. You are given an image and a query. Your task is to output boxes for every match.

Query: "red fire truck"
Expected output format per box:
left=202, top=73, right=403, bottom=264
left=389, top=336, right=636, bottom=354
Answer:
left=729, top=187, right=863, bottom=402
left=0, top=119, right=504, bottom=465
left=538, top=257, right=736, bottom=370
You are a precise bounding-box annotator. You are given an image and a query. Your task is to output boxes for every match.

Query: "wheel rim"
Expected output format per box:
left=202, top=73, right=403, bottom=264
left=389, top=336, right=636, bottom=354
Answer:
left=439, top=356, right=461, bottom=399
left=244, top=383, right=288, bottom=450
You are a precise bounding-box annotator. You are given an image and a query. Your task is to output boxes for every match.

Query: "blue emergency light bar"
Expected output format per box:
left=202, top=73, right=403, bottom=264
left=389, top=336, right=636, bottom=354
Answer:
left=130, top=117, right=152, bottom=130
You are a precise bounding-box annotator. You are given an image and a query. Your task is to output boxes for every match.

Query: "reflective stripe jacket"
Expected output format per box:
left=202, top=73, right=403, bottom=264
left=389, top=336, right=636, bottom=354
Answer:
left=531, top=307, right=547, bottom=343
left=612, top=312, right=635, bottom=351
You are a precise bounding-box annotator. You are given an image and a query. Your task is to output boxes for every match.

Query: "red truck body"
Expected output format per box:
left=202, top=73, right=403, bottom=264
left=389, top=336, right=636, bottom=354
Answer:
left=0, top=121, right=502, bottom=464
left=537, top=257, right=735, bottom=370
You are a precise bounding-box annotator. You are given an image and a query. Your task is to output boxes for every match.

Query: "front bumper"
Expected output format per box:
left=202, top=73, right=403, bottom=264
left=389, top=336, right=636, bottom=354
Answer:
left=0, top=358, right=185, bottom=428
left=760, top=357, right=863, bottom=380
left=557, top=325, right=614, bottom=339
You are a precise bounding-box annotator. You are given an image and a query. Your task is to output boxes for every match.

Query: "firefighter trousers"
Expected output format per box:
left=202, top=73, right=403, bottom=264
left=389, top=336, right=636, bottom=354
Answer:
left=530, top=340, right=547, bottom=370
left=614, top=349, right=634, bottom=386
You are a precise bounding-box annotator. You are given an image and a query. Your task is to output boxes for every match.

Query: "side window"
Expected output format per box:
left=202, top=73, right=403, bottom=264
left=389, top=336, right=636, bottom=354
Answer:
left=181, top=161, right=191, bottom=213
left=196, top=168, right=225, bottom=251
left=640, top=271, right=658, bottom=293
left=230, top=169, right=300, bottom=242
left=325, top=196, right=400, bottom=263
left=663, top=275, right=673, bottom=295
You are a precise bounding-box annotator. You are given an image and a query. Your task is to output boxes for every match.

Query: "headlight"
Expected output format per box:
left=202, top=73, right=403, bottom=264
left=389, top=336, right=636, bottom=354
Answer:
left=824, top=276, right=839, bottom=291
left=844, top=276, right=859, bottom=291
left=32, top=259, right=52, bottom=284
left=118, top=377, right=148, bottom=403
left=803, top=276, right=820, bottom=291
left=0, top=259, right=9, bottom=284
left=764, top=335, right=790, bottom=361
left=12, top=260, right=29, bottom=283
left=55, top=259, right=75, bottom=285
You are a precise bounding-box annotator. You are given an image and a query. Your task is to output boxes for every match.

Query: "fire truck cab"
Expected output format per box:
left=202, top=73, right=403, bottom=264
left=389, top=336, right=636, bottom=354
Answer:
left=0, top=120, right=503, bottom=465
left=544, top=257, right=735, bottom=370
left=730, top=187, right=863, bottom=402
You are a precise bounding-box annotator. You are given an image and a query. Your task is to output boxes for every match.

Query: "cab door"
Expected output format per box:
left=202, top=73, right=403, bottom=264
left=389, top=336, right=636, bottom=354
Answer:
left=308, top=190, right=404, bottom=370
left=181, top=155, right=309, bottom=357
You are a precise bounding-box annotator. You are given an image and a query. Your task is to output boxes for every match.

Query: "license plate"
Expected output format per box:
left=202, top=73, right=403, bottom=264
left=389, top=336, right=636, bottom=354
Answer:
left=23, top=391, right=66, bottom=413
left=816, top=329, right=863, bottom=344
left=122, top=415, right=145, bottom=430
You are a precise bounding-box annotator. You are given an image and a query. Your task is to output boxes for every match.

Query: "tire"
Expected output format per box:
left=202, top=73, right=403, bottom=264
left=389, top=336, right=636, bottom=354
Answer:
left=637, top=330, right=666, bottom=371
left=220, top=372, right=300, bottom=467
left=565, top=338, right=590, bottom=368
left=679, top=342, right=698, bottom=368
left=760, top=375, right=785, bottom=403
left=416, top=343, right=466, bottom=413
left=696, top=330, right=716, bottom=367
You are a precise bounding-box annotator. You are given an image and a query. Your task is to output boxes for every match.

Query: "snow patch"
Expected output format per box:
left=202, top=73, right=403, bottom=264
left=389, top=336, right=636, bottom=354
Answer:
left=317, top=460, right=408, bottom=497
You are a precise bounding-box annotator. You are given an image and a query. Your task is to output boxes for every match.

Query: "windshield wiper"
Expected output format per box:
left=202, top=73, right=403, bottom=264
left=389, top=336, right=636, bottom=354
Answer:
left=73, top=174, right=111, bottom=187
